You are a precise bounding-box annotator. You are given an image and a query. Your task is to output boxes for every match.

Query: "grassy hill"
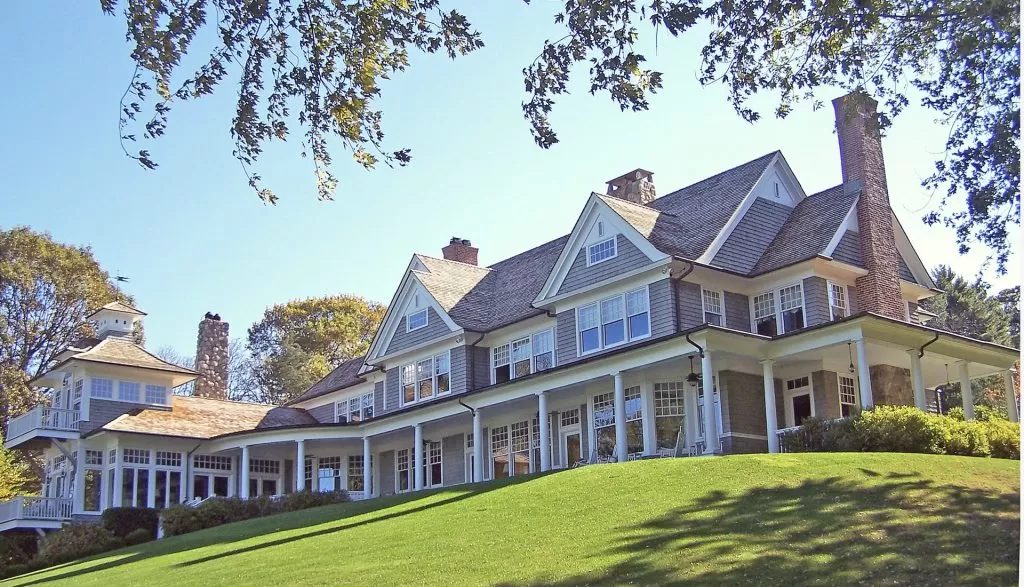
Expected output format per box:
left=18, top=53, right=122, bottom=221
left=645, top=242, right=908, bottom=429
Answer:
left=5, top=453, right=1020, bottom=586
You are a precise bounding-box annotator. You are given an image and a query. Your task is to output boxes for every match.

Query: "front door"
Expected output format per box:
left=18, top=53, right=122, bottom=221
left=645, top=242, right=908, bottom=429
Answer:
left=784, top=376, right=814, bottom=427
left=561, top=431, right=582, bottom=467
left=792, top=394, right=812, bottom=426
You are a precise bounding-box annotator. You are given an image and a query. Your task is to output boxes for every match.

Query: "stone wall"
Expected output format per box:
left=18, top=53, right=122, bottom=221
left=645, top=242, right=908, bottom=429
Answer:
left=195, top=316, right=230, bottom=399
left=811, top=371, right=840, bottom=420
left=870, top=364, right=913, bottom=407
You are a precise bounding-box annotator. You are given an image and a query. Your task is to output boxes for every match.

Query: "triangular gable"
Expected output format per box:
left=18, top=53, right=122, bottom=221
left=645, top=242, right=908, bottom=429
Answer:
left=533, top=193, right=670, bottom=305
left=365, top=258, right=462, bottom=362
left=892, top=213, right=936, bottom=289
left=700, top=152, right=808, bottom=264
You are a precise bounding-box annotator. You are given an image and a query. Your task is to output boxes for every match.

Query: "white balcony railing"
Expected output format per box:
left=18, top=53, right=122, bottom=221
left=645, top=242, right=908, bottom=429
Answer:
left=0, top=496, right=73, bottom=524
left=6, top=406, right=79, bottom=441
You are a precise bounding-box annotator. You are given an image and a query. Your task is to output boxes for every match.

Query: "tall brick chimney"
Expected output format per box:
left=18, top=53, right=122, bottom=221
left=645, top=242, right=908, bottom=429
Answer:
left=606, top=169, right=656, bottom=205
left=442, top=237, right=479, bottom=266
left=195, top=313, right=229, bottom=399
left=833, top=93, right=904, bottom=319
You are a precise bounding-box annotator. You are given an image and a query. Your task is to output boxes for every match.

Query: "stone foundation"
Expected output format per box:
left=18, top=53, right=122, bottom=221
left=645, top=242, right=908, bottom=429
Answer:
left=870, top=364, right=913, bottom=407
left=721, top=436, right=768, bottom=454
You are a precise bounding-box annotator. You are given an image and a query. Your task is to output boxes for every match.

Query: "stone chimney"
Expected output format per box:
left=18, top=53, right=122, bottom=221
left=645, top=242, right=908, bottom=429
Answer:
left=833, top=93, right=904, bottom=319
left=442, top=237, right=479, bottom=266
left=195, top=313, right=229, bottom=399
left=606, top=169, right=656, bottom=205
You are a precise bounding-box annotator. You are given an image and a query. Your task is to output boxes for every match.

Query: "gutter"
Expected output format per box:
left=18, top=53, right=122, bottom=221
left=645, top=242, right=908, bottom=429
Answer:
left=670, top=258, right=696, bottom=334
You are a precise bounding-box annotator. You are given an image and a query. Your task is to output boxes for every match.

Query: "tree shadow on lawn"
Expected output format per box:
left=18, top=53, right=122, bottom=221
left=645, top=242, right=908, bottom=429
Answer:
left=500, top=470, right=1020, bottom=586
left=10, top=472, right=547, bottom=586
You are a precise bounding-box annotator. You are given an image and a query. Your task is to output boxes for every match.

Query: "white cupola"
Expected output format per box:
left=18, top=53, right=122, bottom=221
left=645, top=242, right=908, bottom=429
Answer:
left=87, top=301, right=146, bottom=339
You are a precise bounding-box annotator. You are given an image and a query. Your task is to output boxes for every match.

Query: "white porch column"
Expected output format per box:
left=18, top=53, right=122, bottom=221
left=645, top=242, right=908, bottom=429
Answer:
left=761, top=360, right=779, bottom=454
left=1004, top=370, right=1019, bottom=423
left=72, top=442, right=86, bottom=514
left=683, top=384, right=699, bottom=449
left=957, top=361, right=974, bottom=420
left=701, top=352, right=718, bottom=455
left=413, top=424, right=424, bottom=491
left=239, top=445, right=250, bottom=499
left=112, top=445, right=123, bottom=507
left=613, top=372, right=628, bottom=463
left=146, top=452, right=156, bottom=508
left=472, top=410, right=484, bottom=482
left=295, top=440, right=305, bottom=492
left=907, top=350, right=927, bottom=411
left=641, top=382, right=656, bottom=456
left=855, top=337, right=873, bottom=409
left=362, top=436, right=372, bottom=498
left=538, top=392, right=551, bottom=472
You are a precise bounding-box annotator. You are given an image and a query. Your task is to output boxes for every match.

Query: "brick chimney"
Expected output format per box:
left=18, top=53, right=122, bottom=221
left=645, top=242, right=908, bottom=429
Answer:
left=606, top=169, right=656, bottom=205
left=195, top=313, right=229, bottom=399
left=442, top=237, right=479, bottom=266
left=833, top=93, right=904, bottom=319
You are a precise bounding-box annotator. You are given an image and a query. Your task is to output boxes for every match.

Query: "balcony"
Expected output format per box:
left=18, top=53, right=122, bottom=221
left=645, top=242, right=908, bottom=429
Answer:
left=4, top=406, right=79, bottom=449
left=0, top=496, right=73, bottom=532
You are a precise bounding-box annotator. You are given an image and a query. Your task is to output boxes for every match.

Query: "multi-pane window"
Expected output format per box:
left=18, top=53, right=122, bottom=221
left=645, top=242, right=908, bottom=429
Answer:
left=145, top=385, right=167, bottom=404
left=73, top=379, right=83, bottom=401
left=108, top=449, right=117, bottom=464
left=194, top=455, right=232, bottom=470
left=654, top=382, right=685, bottom=451
left=304, top=457, right=314, bottom=491
left=348, top=455, right=365, bottom=492
left=510, top=422, right=530, bottom=477
left=337, top=392, right=374, bottom=423
left=318, top=457, right=342, bottom=491
left=118, top=381, right=140, bottom=402
left=491, top=425, right=510, bottom=479
left=406, top=308, right=428, bottom=331
left=401, top=351, right=450, bottom=405
left=396, top=449, right=411, bottom=492
left=560, top=408, right=580, bottom=427
left=753, top=284, right=805, bottom=335
left=838, top=375, right=858, bottom=417
left=123, top=449, right=150, bottom=464
left=701, top=289, right=724, bottom=326
left=85, top=450, right=104, bottom=466
left=156, top=451, right=182, bottom=467
left=577, top=287, right=650, bottom=355
left=786, top=376, right=809, bottom=390
left=90, top=378, right=113, bottom=399
left=250, top=459, right=281, bottom=474
left=592, top=388, right=644, bottom=458
left=492, top=329, right=555, bottom=383
left=828, top=282, right=848, bottom=321
left=426, top=443, right=442, bottom=487
left=587, top=236, right=617, bottom=266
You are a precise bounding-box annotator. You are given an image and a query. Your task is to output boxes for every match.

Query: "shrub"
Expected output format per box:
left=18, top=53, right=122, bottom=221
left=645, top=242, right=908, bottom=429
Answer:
left=947, top=405, right=1007, bottom=422
left=853, top=406, right=944, bottom=454
left=102, top=506, right=160, bottom=539
left=280, top=490, right=349, bottom=512
left=161, top=491, right=351, bottom=537
left=937, top=419, right=990, bottom=457
left=159, top=504, right=206, bottom=537
left=984, top=420, right=1021, bottom=459
left=124, top=527, right=153, bottom=546
left=37, top=523, right=124, bottom=565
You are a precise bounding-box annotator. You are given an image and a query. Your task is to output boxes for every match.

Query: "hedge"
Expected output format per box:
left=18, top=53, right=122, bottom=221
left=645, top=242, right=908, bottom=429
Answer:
left=102, top=506, right=160, bottom=538
left=161, top=490, right=350, bottom=537
left=36, top=523, right=124, bottom=567
left=778, top=406, right=1020, bottom=459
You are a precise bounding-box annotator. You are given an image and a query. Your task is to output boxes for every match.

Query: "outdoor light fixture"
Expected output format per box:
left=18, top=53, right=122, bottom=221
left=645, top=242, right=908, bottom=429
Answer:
left=847, top=342, right=855, bottom=374
left=686, top=355, right=701, bottom=386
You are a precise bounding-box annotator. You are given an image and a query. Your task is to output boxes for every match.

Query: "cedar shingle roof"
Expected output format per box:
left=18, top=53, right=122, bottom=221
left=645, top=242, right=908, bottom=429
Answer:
left=100, top=395, right=317, bottom=439
left=288, top=356, right=368, bottom=405
left=61, top=336, right=197, bottom=375
left=86, top=301, right=147, bottom=318
left=751, top=184, right=858, bottom=275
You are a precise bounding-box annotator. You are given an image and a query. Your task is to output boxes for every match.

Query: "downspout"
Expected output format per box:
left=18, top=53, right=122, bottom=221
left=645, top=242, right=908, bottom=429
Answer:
left=916, top=332, right=940, bottom=358
left=671, top=259, right=696, bottom=334
left=458, top=399, right=475, bottom=416
left=685, top=333, right=705, bottom=359
left=466, top=332, right=486, bottom=392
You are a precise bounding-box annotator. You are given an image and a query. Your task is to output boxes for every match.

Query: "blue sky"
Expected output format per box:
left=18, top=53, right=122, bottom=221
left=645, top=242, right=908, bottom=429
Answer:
left=1, top=2, right=1018, bottom=357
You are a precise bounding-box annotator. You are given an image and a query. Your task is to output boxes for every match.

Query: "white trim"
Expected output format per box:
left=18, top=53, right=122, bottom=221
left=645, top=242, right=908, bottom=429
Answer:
left=398, top=350, right=452, bottom=408
left=366, top=267, right=461, bottom=362
left=750, top=281, right=807, bottom=335
left=490, top=328, right=556, bottom=385
left=782, top=374, right=815, bottom=428
left=700, top=287, right=725, bottom=327
left=575, top=285, right=652, bottom=357
left=822, top=198, right=860, bottom=256
left=544, top=259, right=671, bottom=310
left=586, top=236, right=618, bottom=267
left=405, top=308, right=428, bottom=332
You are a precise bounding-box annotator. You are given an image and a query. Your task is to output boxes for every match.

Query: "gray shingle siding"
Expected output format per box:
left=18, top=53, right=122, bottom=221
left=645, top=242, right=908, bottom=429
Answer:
left=802, top=277, right=829, bottom=327
left=378, top=450, right=395, bottom=495
left=724, top=292, right=750, bottom=331
left=676, top=281, right=703, bottom=330
left=450, top=345, right=468, bottom=395
left=555, top=310, right=577, bottom=367
left=557, top=235, right=650, bottom=296
left=442, top=434, right=465, bottom=485
left=385, top=307, right=452, bottom=356
left=373, top=381, right=384, bottom=415
left=710, top=198, right=793, bottom=274
left=469, top=346, right=490, bottom=390
left=649, top=278, right=675, bottom=339
left=81, top=399, right=161, bottom=434
left=832, top=230, right=863, bottom=267
left=848, top=285, right=859, bottom=313
left=898, top=254, right=916, bottom=283
left=307, top=403, right=334, bottom=424
left=384, top=367, right=399, bottom=414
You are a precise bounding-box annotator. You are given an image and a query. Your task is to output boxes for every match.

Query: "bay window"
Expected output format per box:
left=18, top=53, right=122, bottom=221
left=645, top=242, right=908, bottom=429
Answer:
left=828, top=281, right=849, bottom=320
left=400, top=351, right=451, bottom=405
left=752, top=283, right=805, bottom=335
left=118, top=381, right=140, bottom=402
left=577, top=287, right=651, bottom=355
left=492, top=329, right=555, bottom=383
left=90, top=378, right=113, bottom=399
left=701, top=289, right=724, bottom=326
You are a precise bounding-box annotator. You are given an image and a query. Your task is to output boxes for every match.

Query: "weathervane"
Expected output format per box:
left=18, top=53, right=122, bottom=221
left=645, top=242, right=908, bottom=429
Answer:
left=114, top=271, right=130, bottom=302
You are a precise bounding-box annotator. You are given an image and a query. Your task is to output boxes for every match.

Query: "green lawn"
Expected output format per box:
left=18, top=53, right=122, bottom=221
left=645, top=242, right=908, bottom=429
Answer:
left=5, top=453, right=1020, bottom=586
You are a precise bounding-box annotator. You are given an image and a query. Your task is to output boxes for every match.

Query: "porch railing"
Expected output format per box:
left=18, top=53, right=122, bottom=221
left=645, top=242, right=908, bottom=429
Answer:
left=0, top=496, right=74, bottom=524
left=6, top=406, right=79, bottom=441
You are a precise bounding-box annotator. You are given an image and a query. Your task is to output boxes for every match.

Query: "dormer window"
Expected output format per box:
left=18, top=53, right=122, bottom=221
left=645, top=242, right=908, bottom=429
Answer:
left=406, top=308, right=428, bottom=332
left=587, top=236, right=617, bottom=266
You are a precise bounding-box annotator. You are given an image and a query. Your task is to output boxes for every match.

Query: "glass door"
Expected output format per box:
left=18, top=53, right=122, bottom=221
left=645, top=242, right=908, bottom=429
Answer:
left=562, top=431, right=582, bottom=467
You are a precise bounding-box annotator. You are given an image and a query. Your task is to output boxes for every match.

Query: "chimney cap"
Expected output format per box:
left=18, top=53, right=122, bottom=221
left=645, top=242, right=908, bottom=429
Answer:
left=449, top=236, right=472, bottom=246
left=606, top=168, right=654, bottom=186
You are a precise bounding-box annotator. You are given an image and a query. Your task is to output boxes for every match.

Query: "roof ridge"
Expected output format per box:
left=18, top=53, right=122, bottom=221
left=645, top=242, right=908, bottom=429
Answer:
left=175, top=395, right=283, bottom=408
left=655, top=150, right=779, bottom=204
left=596, top=193, right=680, bottom=218
left=415, top=253, right=493, bottom=272
left=102, top=336, right=199, bottom=374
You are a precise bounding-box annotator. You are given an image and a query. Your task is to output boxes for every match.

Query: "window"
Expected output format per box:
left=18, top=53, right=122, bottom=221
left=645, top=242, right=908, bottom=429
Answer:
left=532, top=330, right=554, bottom=372
left=654, top=382, right=685, bottom=452
left=425, top=442, right=442, bottom=487
left=109, top=449, right=117, bottom=464
left=592, top=388, right=644, bottom=459
left=194, top=455, right=232, bottom=470
left=838, top=374, right=858, bottom=417
left=250, top=459, right=281, bottom=474
left=73, top=379, right=83, bottom=401
left=396, top=449, right=411, bottom=492
left=123, top=449, right=150, bottom=464
left=336, top=392, right=374, bottom=423
left=156, top=451, right=182, bottom=467
left=85, top=450, right=103, bottom=466
left=406, top=308, right=428, bottom=332
left=492, top=344, right=511, bottom=383
left=828, top=282, right=848, bottom=320
left=318, top=457, right=342, bottom=492
left=753, top=284, right=805, bottom=335
left=492, top=329, right=554, bottom=383
left=90, top=378, right=113, bottom=399
left=491, top=425, right=510, bottom=480
left=577, top=287, right=650, bottom=355
left=118, top=381, right=140, bottom=402
left=84, top=470, right=102, bottom=512
left=587, top=236, right=617, bottom=266
left=348, top=455, right=365, bottom=492
left=145, top=385, right=167, bottom=404
left=401, top=351, right=451, bottom=405
left=560, top=408, right=580, bottom=427
left=304, top=458, right=314, bottom=492
left=786, top=376, right=809, bottom=390
left=511, top=338, right=532, bottom=378
left=701, top=289, right=724, bottom=326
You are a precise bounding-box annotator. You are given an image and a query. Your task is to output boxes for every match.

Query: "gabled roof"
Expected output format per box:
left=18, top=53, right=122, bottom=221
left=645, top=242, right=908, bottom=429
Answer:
left=86, top=301, right=146, bottom=318
left=48, top=336, right=197, bottom=377
left=288, top=356, right=368, bottom=405
left=97, top=396, right=317, bottom=439
left=752, top=184, right=858, bottom=274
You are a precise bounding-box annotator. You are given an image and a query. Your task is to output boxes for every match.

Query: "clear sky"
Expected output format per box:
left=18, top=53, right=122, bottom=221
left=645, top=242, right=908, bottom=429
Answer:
left=1, top=2, right=1018, bottom=357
